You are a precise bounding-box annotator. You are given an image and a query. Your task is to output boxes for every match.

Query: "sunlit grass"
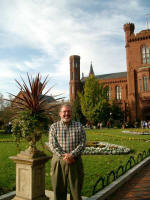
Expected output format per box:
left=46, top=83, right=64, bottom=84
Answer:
left=1, top=128, right=150, bottom=197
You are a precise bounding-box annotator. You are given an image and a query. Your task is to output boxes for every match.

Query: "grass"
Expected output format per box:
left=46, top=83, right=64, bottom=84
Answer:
left=1, top=128, right=150, bottom=197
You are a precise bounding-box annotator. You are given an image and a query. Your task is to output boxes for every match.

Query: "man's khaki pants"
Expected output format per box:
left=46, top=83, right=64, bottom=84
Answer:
left=50, top=155, right=84, bottom=200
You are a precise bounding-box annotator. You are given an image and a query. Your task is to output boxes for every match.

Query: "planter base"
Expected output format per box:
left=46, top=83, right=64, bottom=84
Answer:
left=10, top=149, right=51, bottom=200
left=12, top=195, right=49, bottom=200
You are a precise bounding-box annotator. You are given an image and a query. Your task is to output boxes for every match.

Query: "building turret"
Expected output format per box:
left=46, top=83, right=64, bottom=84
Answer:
left=69, top=55, right=81, bottom=103
left=123, top=23, right=135, bottom=44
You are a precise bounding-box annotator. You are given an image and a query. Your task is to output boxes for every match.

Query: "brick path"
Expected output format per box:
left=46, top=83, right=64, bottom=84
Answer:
left=107, top=163, right=150, bottom=200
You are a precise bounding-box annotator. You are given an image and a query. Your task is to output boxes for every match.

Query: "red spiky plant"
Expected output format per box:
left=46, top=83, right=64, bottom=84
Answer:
left=9, top=73, right=62, bottom=154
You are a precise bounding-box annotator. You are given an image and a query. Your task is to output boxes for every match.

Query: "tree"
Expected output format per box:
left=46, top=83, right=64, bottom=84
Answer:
left=0, top=94, right=13, bottom=130
left=79, top=75, right=110, bottom=125
left=0, top=93, right=5, bottom=111
left=71, top=96, right=86, bottom=124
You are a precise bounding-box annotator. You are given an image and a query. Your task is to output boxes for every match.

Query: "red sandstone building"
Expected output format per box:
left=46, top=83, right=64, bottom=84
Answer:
left=69, top=23, right=150, bottom=123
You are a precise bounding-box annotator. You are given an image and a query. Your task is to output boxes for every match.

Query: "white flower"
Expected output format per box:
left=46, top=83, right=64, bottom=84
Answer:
left=83, top=142, right=130, bottom=155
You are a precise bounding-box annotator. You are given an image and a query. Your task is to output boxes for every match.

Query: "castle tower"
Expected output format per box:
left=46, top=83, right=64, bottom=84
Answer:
left=69, top=55, right=81, bottom=103
left=124, top=23, right=136, bottom=122
left=123, top=23, right=135, bottom=45
left=124, top=22, right=150, bottom=122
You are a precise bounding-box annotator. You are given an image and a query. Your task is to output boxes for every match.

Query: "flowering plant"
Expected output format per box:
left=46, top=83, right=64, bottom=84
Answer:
left=122, top=129, right=150, bottom=135
left=83, top=141, right=130, bottom=155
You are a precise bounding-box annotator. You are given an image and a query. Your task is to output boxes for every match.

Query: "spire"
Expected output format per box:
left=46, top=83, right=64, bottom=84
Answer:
left=89, top=61, right=94, bottom=76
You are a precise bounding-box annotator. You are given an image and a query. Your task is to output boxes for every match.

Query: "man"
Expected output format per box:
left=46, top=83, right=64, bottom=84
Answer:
left=49, top=104, right=86, bottom=200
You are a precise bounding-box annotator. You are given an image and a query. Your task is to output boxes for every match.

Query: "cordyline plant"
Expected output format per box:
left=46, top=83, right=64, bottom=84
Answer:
left=8, top=73, right=62, bottom=152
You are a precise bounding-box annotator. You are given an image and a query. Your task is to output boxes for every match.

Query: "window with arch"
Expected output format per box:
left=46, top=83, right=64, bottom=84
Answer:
left=75, top=71, right=77, bottom=80
left=143, top=76, right=149, bottom=91
left=116, top=86, right=121, bottom=100
left=73, top=61, right=78, bottom=68
left=106, top=86, right=111, bottom=100
left=142, top=46, right=150, bottom=64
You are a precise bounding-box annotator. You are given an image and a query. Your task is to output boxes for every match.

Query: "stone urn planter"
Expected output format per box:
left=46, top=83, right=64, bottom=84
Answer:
left=10, top=149, right=50, bottom=200
left=8, top=74, right=61, bottom=200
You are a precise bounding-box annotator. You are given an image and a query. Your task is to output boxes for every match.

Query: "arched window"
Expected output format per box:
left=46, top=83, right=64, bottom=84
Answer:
left=116, top=86, right=121, bottom=100
left=73, top=61, right=78, bottom=68
left=75, top=71, right=77, bottom=80
left=143, top=76, right=149, bottom=91
left=142, top=46, right=150, bottom=64
left=107, top=86, right=111, bottom=100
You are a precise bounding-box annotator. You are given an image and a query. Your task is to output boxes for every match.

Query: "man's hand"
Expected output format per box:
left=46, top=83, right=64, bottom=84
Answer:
left=63, top=153, right=75, bottom=164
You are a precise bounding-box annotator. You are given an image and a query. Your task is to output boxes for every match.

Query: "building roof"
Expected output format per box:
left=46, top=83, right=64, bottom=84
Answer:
left=95, top=71, right=127, bottom=79
left=81, top=71, right=127, bottom=82
left=39, top=94, right=56, bottom=103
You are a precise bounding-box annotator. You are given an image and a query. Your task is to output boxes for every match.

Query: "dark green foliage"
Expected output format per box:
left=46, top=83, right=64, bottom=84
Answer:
left=110, top=101, right=124, bottom=127
left=71, top=96, right=86, bottom=124
left=12, top=110, right=50, bottom=146
left=111, top=101, right=123, bottom=120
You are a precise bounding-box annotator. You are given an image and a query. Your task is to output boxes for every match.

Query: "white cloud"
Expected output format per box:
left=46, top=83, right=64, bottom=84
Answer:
left=0, top=0, right=149, bottom=98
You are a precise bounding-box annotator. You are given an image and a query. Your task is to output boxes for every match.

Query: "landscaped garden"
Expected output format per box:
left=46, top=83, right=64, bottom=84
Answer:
left=1, top=128, right=150, bottom=197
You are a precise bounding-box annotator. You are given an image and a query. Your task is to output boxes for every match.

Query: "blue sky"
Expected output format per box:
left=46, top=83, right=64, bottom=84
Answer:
left=0, top=0, right=150, bottom=100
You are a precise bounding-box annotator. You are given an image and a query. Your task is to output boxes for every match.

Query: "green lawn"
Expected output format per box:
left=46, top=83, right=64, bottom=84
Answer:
left=1, top=128, right=150, bottom=197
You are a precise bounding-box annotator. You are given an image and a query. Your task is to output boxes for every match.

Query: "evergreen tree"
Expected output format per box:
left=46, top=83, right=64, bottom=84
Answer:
left=79, top=75, right=110, bottom=125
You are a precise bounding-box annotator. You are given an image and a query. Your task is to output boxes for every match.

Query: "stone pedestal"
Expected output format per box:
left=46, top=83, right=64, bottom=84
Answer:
left=10, top=148, right=51, bottom=200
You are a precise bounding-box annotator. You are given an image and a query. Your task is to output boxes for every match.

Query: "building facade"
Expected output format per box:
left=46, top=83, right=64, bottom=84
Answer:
left=69, top=23, right=150, bottom=123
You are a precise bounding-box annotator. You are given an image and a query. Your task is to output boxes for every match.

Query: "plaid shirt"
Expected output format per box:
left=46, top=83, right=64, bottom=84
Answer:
left=49, top=120, right=86, bottom=158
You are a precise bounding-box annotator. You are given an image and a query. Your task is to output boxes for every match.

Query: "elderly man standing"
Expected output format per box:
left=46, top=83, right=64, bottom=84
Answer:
left=49, top=104, right=86, bottom=200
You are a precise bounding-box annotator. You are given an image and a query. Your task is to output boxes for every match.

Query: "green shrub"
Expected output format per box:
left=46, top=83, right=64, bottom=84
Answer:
left=0, top=130, right=5, bottom=134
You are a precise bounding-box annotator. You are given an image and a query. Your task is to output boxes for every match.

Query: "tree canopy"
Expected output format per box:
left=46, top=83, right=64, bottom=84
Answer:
left=78, top=75, right=110, bottom=125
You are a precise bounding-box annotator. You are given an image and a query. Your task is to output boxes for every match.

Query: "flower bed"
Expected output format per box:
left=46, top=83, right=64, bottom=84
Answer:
left=83, top=141, right=130, bottom=155
left=122, top=130, right=150, bottom=135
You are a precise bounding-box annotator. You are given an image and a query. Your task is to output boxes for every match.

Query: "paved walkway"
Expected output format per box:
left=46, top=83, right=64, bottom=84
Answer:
left=107, top=163, right=150, bottom=200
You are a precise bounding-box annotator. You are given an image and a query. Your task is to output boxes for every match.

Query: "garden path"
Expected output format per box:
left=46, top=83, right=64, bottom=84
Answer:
left=108, top=162, right=150, bottom=200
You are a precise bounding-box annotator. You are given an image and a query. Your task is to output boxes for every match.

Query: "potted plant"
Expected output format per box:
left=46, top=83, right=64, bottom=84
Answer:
left=8, top=73, right=62, bottom=200
left=9, top=73, right=61, bottom=156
